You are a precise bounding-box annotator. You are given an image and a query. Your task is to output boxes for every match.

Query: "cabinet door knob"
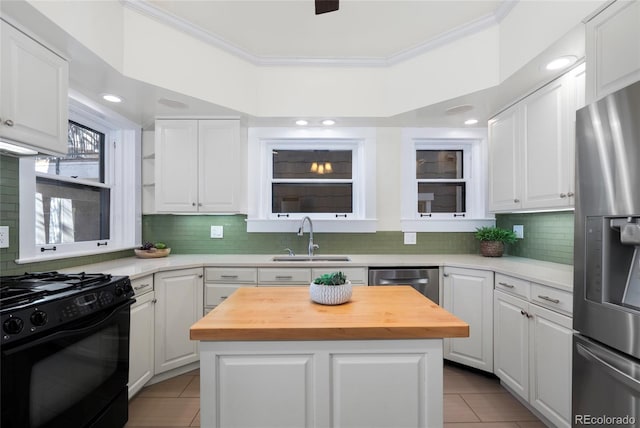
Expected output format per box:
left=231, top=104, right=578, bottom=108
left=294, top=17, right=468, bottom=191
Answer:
left=560, top=193, right=567, bottom=198
left=514, top=198, right=520, bottom=203
left=443, top=273, right=449, bottom=277
left=198, top=203, right=203, bottom=207
left=192, top=202, right=196, bottom=206
left=567, top=192, right=574, bottom=197
left=4, top=119, right=14, bottom=127
left=152, top=298, right=157, bottom=304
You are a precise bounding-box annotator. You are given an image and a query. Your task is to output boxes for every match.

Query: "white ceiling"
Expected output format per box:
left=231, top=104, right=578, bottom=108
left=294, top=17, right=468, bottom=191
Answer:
left=144, top=0, right=505, bottom=61
left=1, top=0, right=588, bottom=129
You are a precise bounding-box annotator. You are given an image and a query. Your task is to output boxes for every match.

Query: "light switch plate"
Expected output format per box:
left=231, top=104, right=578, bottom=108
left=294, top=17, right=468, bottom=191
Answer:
left=513, top=225, right=524, bottom=239
left=210, top=225, right=223, bottom=239
left=404, top=232, right=417, bottom=245
left=0, top=226, right=8, bottom=248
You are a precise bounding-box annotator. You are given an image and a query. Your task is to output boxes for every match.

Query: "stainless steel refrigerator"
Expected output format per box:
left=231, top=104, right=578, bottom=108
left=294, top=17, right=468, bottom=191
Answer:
left=573, top=79, right=640, bottom=427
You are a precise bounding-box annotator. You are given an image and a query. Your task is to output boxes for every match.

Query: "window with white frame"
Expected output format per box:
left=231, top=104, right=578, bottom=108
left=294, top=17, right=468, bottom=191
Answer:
left=401, top=128, right=493, bottom=232
left=247, top=128, right=376, bottom=233
left=18, top=95, right=140, bottom=262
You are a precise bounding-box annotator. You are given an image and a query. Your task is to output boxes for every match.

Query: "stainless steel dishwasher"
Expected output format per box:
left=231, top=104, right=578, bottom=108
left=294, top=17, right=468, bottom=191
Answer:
left=368, top=268, right=439, bottom=304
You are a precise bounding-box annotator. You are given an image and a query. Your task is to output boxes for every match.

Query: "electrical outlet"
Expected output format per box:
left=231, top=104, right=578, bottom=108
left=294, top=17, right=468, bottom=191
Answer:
left=0, top=226, right=9, bottom=248
left=513, top=225, right=524, bottom=239
left=404, top=232, right=417, bottom=245
left=210, top=225, right=224, bottom=239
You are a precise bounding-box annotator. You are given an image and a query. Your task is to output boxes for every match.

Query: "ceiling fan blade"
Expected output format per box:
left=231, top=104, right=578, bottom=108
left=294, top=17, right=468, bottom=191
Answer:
left=315, top=0, right=339, bottom=15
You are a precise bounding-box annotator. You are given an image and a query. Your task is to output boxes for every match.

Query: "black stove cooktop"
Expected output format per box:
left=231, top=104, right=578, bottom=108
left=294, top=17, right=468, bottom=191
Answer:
left=0, top=271, right=133, bottom=346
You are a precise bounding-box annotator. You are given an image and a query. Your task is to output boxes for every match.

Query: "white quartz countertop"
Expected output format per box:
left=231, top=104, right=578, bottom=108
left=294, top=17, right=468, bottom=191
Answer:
left=62, top=253, right=573, bottom=291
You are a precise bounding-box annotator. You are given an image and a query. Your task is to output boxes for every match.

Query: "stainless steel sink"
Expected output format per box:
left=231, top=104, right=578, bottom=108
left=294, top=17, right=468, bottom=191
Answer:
left=271, top=255, right=351, bottom=262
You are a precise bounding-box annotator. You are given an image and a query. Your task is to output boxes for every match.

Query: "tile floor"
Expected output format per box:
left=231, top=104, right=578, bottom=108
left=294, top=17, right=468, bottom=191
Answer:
left=126, top=363, right=546, bottom=427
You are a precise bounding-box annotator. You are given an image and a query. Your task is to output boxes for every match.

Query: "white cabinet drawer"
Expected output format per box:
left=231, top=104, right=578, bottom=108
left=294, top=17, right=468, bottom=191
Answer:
left=531, top=283, right=573, bottom=316
left=495, top=273, right=530, bottom=299
left=206, top=267, right=257, bottom=283
left=205, top=284, right=252, bottom=307
left=311, top=267, right=368, bottom=285
left=258, top=268, right=311, bottom=285
left=131, top=275, right=154, bottom=296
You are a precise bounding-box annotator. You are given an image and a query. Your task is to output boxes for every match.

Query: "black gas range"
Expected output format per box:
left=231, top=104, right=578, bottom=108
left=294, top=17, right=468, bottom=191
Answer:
left=1, top=271, right=134, bottom=346
left=1, top=271, right=135, bottom=428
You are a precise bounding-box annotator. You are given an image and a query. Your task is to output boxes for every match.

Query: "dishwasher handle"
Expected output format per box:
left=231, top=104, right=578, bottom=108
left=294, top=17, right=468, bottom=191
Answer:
left=376, top=277, right=429, bottom=285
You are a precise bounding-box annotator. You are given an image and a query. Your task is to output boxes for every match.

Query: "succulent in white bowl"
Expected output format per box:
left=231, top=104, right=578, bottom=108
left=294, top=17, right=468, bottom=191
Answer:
left=309, top=272, right=352, bottom=305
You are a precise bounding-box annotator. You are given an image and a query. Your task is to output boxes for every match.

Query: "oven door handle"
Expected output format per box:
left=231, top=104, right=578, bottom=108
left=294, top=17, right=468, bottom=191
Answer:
left=4, top=299, right=134, bottom=355
left=576, top=341, right=640, bottom=393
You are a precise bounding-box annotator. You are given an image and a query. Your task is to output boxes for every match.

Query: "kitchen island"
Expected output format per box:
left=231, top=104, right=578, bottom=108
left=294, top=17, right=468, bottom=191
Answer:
left=191, top=286, right=469, bottom=428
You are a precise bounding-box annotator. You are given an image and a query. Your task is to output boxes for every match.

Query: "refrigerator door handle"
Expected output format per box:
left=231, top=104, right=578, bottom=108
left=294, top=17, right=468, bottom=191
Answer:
left=576, top=342, right=640, bottom=392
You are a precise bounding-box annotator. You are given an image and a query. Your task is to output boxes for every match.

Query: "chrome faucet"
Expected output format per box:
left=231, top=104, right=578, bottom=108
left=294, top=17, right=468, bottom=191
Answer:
left=298, top=216, right=319, bottom=256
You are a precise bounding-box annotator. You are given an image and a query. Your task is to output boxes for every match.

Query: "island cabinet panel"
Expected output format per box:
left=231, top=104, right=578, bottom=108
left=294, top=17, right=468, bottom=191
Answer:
left=154, top=268, right=203, bottom=374
left=199, top=340, right=444, bottom=428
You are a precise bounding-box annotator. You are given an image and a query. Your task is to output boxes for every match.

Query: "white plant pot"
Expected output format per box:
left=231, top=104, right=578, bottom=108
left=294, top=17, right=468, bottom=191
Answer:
left=309, top=280, right=352, bottom=305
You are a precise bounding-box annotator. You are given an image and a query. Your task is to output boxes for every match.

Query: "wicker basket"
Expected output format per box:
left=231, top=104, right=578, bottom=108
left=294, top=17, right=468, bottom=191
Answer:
left=480, top=241, right=504, bottom=257
left=309, top=281, right=352, bottom=305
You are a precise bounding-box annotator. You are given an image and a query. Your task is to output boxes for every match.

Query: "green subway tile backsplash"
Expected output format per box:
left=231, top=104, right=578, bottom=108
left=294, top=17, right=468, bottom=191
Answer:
left=142, top=215, right=480, bottom=255
left=496, top=211, right=574, bottom=265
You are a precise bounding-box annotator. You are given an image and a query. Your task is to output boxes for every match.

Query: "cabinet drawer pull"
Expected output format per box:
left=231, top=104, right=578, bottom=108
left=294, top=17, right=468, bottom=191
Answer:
left=498, top=282, right=515, bottom=288
left=560, top=193, right=567, bottom=198
left=520, top=310, right=532, bottom=318
left=275, top=275, right=293, bottom=280
left=567, top=192, right=575, bottom=197
left=220, top=296, right=228, bottom=300
left=134, top=284, right=150, bottom=290
left=4, top=119, right=14, bottom=127
left=538, top=295, right=560, bottom=304
left=220, top=275, right=239, bottom=279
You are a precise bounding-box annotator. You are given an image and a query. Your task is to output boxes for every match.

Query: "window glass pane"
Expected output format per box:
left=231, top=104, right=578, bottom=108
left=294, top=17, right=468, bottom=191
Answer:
left=273, top=150, right=352, bottom=179
left=35, top=177, right=110, bottom=245
left=272, top=183, right=352, bottom=213
left=416, top=150, right=463, bottom=179
left=417, top=183, right=465, bottom=213
left=35, top=121, right=105, bottom=182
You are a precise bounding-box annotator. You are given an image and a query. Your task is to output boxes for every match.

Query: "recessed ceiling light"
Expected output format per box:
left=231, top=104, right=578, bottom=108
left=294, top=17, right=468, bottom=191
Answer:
left=102, top=94, right=123, bottom=103
left=445, top=104, right=473, bottom=115
left=322, top=119, right=335, bottom=126
left=295, top=119, right=308, bottom=126
left=464, top=119, right=479, bottom=125
left=545, top=55, right=577, bottom=71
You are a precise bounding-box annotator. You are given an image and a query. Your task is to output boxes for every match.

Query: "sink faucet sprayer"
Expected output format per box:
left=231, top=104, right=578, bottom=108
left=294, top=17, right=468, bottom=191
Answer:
left=298, top=216, right=319, bottom=256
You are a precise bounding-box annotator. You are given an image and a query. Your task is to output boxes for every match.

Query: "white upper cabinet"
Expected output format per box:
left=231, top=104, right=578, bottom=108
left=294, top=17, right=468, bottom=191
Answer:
left=488, top=63, right=584, bottom=213
left=0, top=20, right=68, bottom=155
left=155, top=119, right=243, bottom=213
left=586, top=0, right=640, bottom=103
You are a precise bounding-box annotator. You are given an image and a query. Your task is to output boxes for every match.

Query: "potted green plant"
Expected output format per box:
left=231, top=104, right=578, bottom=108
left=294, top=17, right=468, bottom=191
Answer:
left=309, top=271, right=352, bottom=305
left=474, top=227, right=517, bottom=257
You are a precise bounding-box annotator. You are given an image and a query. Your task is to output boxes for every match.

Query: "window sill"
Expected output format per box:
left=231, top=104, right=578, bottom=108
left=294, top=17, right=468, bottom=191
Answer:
left=401, top=218, right=495, bottom=233
left=15, top=245, right=136, bottom=264
left=246, top=219, right=377, bottom=233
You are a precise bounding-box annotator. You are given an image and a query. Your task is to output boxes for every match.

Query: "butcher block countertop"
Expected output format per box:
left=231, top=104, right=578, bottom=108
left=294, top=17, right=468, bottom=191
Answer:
left=190, top=285, right=469, bottom=341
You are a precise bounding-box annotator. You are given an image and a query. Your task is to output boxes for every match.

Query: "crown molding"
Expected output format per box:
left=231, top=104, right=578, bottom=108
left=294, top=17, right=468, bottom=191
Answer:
left=121, top=0, right=517, bottom=68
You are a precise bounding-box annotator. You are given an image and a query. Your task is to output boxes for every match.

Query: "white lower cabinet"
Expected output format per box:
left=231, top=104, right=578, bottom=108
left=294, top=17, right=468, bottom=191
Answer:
left=200, top=339, right=444, bottom=428
left=129, top=289, right=155, bottom=398
left=494, top=289, right=573, bottom=428
left=442, top=267, right=494, bottom=372
left=154, top=268, right=204, bottom=374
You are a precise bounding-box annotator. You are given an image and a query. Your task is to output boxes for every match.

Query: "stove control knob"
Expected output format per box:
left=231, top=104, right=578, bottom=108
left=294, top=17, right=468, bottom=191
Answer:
left=30, top=311, right=48, bottom=327
left=3, top=317, right=24, bottom=335
left=115, top=286, right=124, bottom=297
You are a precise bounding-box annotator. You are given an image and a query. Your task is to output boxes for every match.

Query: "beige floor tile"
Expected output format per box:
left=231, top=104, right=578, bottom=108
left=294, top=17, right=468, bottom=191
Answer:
left=180, top=376, right=200, bottom=398
left=462, top=393, right=539, bottom=422
left=126, top=397, right=200, bottom=427
left=138, top=375, right=195, bottom=398
left=190, top=411, right=200, bottom=427
left=444, top=394, right=480, bottom=423
left=444, top=367, right=503, bottom=394
left=517, top=422, right=548, bottom=428
left=445, top=423, right=520, bottom=428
